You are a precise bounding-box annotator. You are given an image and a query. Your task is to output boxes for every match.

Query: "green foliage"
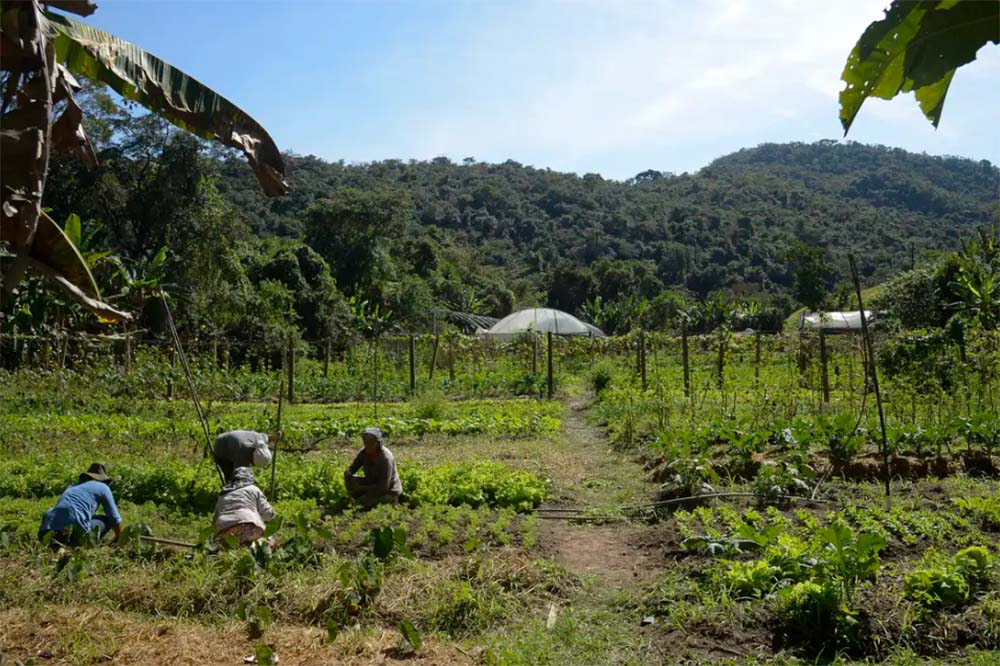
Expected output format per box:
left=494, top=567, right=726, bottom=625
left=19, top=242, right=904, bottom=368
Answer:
left=840, top=0, right=999, bottom=131
left=904, top=546, right=994, bottom=611
left=816, top=522, right=886, bottom=600
left=588, top=360, right=615, bottom=395
left=752, top=459, right=814, bottom=498
left=411, top=388, right=449, bottom=420
left=788, top=243, right=832, bottom=311
left=398, top=620, right=422, bottom=652
left=954, top=496, right=1000, bottom=531
left=777, top=579, right=859, bottom=654
left=0, top=458, right=546, bottom=514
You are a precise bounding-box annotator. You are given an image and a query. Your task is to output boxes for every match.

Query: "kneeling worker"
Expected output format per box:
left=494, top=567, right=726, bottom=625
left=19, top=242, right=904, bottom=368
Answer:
left=38, top=463, right=123, bottom=546
left=344, top=428, right=402, bottom=509
left=213, top=466, right=275, bottom=546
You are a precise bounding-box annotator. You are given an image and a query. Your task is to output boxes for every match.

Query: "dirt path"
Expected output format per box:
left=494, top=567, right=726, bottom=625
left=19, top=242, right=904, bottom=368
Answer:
left=538, top=397, right=660, bottom=591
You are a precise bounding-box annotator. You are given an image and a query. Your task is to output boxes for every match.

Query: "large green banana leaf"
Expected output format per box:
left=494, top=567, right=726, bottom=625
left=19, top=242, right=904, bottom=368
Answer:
left=42, top=10, right=288, bottom=196
left=25, top=211, right=130, bottom=322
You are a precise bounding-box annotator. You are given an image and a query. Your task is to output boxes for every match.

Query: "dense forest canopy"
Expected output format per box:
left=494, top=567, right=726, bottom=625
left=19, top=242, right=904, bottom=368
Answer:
left=4, top=87, right=998, bottom=351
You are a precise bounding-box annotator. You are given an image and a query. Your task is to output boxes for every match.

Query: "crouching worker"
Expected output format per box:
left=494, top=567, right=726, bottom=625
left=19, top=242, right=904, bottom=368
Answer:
left=38, top=463, right=123, bottom=547
left=213, top=430, right=272, bottom=483
left=344, top=428, right=402, bottom=509
left=213, top=467, right=275, bottom=546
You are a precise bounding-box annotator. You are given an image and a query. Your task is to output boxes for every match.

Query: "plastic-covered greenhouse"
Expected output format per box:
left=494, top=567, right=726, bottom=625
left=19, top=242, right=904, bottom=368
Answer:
left=477, top=308, right=606, bottom=339
left=799, top=311, right=874, bottom=332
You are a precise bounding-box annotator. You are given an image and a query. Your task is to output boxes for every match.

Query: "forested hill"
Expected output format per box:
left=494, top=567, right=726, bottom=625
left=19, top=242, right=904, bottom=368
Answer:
left=37, top=133, right=998, bottom=343
left=217, top=140, right=997, bottom=307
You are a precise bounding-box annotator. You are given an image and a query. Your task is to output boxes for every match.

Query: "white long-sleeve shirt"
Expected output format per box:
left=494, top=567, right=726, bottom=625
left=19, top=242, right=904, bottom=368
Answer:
left=213, top=484, right=275, bottom=532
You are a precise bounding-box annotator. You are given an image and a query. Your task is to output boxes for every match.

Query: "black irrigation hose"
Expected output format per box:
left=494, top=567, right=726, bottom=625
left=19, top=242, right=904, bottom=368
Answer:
left=532, top=492, right=840, bottom=518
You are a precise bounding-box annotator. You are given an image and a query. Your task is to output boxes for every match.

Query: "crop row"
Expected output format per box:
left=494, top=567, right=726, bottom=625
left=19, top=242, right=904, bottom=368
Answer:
left=0, top=398, right=562, bottom=446
left=0, top=458, right=547, bottom=514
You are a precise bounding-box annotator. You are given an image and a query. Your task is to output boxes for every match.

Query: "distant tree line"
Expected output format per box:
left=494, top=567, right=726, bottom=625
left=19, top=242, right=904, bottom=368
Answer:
left=2, top=87, right=997, bottom=361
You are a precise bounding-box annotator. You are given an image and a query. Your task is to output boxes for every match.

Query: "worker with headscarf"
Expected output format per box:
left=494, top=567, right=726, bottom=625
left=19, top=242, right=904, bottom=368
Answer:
left=344, top=427, right=403, bottom=509
left=213, top=430, right=272, bottom=483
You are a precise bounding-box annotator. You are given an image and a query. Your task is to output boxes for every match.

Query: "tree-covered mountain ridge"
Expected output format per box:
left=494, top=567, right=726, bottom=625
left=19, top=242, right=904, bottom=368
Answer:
left=217, top=140, right=998, bottom=308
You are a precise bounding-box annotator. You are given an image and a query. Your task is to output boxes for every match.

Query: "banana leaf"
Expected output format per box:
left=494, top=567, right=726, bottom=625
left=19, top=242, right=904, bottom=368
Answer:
left=26, top=210, right=130, bottom=322
left=42, top=10, right=288, bottom=196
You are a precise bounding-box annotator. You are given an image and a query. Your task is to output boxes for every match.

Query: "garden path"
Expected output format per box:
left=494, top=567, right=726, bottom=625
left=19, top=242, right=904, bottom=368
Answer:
left=538, top=396, right=660, bottom=591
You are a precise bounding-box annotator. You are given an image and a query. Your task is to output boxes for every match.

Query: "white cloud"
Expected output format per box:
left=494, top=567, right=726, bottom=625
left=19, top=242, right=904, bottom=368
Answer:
left=403, top=0, right=892, bottom=174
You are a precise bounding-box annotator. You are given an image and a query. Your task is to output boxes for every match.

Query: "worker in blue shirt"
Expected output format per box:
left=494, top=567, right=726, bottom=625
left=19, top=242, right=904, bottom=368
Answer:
left=38, top=463, right=123, bottom=546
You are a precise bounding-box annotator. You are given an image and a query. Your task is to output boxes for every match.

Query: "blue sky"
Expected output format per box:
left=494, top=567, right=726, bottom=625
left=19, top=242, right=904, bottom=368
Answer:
left=86, top=0, right=999, bottom=181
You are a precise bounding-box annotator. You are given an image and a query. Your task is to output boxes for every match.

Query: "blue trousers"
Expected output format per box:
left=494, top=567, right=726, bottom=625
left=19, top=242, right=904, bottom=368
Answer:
left=39, top=514, right=116, bottom=546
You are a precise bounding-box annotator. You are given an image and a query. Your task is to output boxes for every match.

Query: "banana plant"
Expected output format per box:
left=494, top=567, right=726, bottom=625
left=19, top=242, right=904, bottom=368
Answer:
left=1, top=0, right=287, bottom=321
left=949, top=224, right=999, bottom=329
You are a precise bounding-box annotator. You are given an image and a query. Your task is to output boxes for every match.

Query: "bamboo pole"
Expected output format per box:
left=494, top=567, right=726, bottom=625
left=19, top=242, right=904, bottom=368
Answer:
left=270, top=378, right=283, bottom=500
left=849, top=254, right=891, bottom=499
left=639, top=331, right=647, bottom=391
left=408, top=334, right=416, bottom=395
left=160, top=294, right=223, bottom=486
left=682, top=323, right=690, bottom=398
left=429, top=335, right=439, bottom=381
left=286, top=336, right=295, bottom=404
left=547, top=331, right=554, bottom=399
left=819, top=328, right=830, bottom=404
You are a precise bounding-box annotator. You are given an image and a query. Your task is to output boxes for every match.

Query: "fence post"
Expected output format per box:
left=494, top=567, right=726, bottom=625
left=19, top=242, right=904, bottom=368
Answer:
left=448, top=336, right=455, bottom=382
left=546, top=331, right=554, bottom=399
left=819, top=328, right=830, bottom=404
left=429, top=335, right=439, bottom=381
left=716, top=334, right=726, bottom=390
left=167, top=345, right=176, bottom=399
left=286, top=336, right=295, bottom=404
left=754, top=332, right=762, bottom=383
left=682, top=323, right=690, bottom=398
left=849, top=254, right=890, bottom=500
left=408, top=334, right=416, bottom=395
left=640, top=331, right=647, bottom=391
left=324, top=337, right=330, bottom=378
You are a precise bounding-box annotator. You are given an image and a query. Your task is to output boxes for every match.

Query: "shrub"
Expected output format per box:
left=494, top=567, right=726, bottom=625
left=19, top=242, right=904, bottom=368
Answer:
left=589, top=361, right=614, bottom=394
left=411, top=388, right=449, bottom=421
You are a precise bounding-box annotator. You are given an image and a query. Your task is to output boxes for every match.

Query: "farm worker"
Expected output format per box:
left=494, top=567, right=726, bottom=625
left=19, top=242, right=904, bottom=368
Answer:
left=37, top=463, right=123, bottom=546
left=213, top=430, right=272, bottom=483
left=344, top=427, right=403, bottom=509
left=213, top=466, right=276, bottom=546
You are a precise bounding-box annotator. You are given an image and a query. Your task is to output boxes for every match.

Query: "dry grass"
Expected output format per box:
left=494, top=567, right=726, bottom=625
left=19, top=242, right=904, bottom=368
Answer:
left=0, top=605, right=473, bottom=666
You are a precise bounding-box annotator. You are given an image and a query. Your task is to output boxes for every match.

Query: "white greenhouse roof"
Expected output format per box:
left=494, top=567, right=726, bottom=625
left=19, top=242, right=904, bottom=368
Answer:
left=479, top=308, right=606, bottom=339
left=800, top=311, right=874, bottom=331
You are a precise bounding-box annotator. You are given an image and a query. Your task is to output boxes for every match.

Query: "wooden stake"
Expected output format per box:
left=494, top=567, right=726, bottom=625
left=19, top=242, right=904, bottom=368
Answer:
left=640, top=331, right=647, bottom=391
left=429, top=335, right=439, bottom=381
left=754, top=332, right=761, bottom=384
left=408, top=334, right=416, bottom=394
left=324, top=337, right=330, bottom=378
left=682, top=323, right=690, bottom=398
left=159, top=294, right=223, bottom=486
left=849, top=254, right=891, bottom=499
left=270, top=378, right=283, bottom=499
left=547, top=331, right=554, bottom=399
left=819, top=328, right=830, bottom=404
left=286, top=336, right=295, bottom=404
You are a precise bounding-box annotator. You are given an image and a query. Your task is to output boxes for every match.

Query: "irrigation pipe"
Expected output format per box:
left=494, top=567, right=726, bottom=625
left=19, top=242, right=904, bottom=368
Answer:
left=160, top=293, right=224, bottom=487
left=139, top=535, right=198, bottom=548
left=533, top=492, right=840, bottom=518
left=619, top=492, right=840, bottom=512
